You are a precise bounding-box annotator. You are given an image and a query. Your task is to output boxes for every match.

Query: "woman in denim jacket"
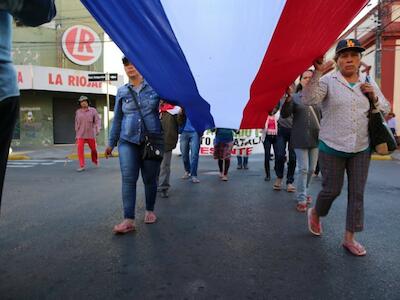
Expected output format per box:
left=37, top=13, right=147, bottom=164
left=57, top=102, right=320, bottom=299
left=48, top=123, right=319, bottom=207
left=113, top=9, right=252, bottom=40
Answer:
left=105, top=57, right=162, bottom=234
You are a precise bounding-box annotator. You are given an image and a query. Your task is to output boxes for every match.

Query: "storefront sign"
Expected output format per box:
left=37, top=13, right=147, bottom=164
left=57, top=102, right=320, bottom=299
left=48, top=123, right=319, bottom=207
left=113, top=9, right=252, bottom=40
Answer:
left=62, top=25, right=102, bottom=66
left=15, top=65, right=33, bottom=90
left=15, top=65, right=118, bottom=95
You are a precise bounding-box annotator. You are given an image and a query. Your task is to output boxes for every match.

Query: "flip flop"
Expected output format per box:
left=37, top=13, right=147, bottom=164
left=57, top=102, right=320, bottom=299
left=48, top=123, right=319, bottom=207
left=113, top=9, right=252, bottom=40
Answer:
left=307, top=208, right=322, bottom=236
left=144, top=211, right=157, bottom=224
left=342, top=241, right=367, bottom=256
left=113, top=221, right=135, bottom=234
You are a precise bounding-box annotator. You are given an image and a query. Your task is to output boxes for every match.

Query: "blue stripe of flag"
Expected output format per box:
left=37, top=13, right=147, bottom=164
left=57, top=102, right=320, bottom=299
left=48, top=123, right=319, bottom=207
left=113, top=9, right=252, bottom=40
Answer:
left=80, top=0, right=215, bottom=132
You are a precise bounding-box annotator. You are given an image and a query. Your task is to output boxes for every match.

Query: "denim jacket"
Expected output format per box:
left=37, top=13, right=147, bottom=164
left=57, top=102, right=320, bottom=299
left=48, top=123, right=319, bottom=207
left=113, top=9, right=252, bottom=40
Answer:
left=109, top=81, right=162, bottom=147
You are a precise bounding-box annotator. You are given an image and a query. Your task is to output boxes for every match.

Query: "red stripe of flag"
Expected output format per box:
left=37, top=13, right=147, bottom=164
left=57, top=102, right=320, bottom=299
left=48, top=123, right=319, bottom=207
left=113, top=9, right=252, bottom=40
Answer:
left=240, top=0, right=368, bottom=129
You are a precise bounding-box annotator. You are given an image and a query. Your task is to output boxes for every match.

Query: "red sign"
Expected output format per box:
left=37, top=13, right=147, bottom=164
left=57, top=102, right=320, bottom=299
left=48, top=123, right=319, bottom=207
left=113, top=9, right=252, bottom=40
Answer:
left=62, top=25, right=102, bottom=66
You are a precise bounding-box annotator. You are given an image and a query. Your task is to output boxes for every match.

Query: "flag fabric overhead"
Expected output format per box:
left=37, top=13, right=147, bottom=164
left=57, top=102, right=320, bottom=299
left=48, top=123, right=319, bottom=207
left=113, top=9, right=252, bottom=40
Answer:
left=81, top=0, right=368, bottom=131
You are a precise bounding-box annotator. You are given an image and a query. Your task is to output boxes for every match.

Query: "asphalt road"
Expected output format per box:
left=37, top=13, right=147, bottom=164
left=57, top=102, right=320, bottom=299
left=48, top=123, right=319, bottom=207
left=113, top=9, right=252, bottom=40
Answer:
left=1, top=155, right=400, bottom=299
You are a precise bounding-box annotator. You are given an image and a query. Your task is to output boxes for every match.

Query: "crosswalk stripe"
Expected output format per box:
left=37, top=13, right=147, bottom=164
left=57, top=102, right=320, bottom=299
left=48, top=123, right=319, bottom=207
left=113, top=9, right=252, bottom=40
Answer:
left=7, top=165, right=34, bottom=168
left=7, top=160, right=70, bottom=168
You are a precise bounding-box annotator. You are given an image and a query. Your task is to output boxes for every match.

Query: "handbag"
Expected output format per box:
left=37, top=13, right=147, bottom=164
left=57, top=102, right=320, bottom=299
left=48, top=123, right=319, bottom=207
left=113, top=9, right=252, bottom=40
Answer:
left=368, top=98, right=397, bottom=155
left=128, top=87, right=164, bottom=161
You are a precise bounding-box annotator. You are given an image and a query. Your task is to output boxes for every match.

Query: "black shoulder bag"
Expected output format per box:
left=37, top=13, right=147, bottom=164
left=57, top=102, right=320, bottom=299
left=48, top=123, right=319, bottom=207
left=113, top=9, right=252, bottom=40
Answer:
left=128, top=87, right=164, bottom=161
left=366, top=78, right=397, bottom=155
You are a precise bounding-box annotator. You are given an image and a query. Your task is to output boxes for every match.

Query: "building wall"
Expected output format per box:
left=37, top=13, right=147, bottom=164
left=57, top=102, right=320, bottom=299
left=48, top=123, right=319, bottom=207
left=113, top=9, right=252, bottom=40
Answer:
left=13, top=0, right=104, bottom=71
left=11, top=0, right=121, bottom=147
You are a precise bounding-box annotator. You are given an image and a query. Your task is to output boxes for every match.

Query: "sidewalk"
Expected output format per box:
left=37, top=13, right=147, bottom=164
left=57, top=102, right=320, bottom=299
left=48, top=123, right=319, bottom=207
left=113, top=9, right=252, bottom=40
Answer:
left=8, top=145, right=118, bottom=160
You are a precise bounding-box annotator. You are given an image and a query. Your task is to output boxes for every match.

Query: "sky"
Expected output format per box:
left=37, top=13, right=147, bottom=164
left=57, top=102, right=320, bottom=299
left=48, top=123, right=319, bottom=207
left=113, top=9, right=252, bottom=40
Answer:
left=346, top=0, right=378, bottom=30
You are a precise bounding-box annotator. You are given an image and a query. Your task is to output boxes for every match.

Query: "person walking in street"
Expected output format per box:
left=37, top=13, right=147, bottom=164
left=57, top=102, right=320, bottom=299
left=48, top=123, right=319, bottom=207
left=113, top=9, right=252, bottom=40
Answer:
left=303, top=39, right=390, bottom=256
left=281, top=70, right=321, bottom=213
left=213, top=128, right=237, bottom=181
left=157, top=101, right=181, bottom=198
left=0, top=0, right=56, bottom=209
left=179, top=113, right=202, bottom=183
left=105, top=56, right=162, bottom=234
left=273, top=90, right=297, bottom=192
left=237, top=154, right=249, bottom=170
left=75, top=95, right=101, bottom=172
left=387, top=112, right=399, bottom=147
left=262, top=110, right=279, bottom=181
left=387, top=112, right=397, bottom=136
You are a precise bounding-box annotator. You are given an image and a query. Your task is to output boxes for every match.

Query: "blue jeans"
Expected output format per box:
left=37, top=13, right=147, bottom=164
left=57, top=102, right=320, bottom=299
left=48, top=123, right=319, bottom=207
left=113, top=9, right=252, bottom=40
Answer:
left=274, top=125, right=296, bottom=184
left=237, top=156, right=248, bottom=167
left=118, top=140, right=161, bottom=219
left=180, top=131, right=201, bottom=177
left=294, top=148, right=319, bottom=203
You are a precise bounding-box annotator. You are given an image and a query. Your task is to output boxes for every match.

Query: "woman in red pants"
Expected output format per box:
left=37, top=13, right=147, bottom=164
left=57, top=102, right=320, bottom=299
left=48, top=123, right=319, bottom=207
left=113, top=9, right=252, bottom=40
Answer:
left=75, top=95, right=101, bottom=171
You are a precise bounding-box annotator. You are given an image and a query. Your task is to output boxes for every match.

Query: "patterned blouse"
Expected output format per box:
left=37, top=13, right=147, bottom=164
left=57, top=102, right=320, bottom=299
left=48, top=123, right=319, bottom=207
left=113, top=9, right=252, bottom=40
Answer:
left=302, top=70, right=390, bottom=153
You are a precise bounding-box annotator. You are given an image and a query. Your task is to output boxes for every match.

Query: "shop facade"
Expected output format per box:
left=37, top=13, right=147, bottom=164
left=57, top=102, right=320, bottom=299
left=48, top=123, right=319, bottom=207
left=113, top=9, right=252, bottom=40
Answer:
left=11, top=0, right=125, bottom=147
left=12, top=65, right=117, bottom=147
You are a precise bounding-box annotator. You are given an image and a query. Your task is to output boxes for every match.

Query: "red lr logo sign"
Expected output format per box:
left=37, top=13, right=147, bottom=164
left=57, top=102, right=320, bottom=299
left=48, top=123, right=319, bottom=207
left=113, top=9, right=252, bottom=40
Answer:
left=62, top=25, right=102, bottom=66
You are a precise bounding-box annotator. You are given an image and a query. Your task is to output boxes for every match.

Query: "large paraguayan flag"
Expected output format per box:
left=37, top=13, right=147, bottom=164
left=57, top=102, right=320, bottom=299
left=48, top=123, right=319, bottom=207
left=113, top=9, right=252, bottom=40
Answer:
left=81, top=0, right=368, bottom=132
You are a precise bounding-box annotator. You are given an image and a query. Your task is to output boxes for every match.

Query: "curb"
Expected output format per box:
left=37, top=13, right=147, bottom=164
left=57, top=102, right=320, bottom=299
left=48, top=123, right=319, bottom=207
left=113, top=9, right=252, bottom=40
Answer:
left=8, top=154, right=30, bottom=160
left=66, top=152, right=119, bottom=160
left=371, top=154, right=392, bottom=161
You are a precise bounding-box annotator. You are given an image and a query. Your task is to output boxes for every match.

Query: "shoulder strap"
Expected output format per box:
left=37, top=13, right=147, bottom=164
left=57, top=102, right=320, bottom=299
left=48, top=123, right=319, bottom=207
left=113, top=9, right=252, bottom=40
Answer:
left=127, top=86, right=149, bottom=134
left=309, top=106, right=320, bottom=129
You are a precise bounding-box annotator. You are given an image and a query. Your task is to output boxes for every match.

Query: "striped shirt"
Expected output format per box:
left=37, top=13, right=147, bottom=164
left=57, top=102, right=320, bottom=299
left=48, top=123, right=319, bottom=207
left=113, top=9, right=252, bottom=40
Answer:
left=302, top=70, right=390, bottom=153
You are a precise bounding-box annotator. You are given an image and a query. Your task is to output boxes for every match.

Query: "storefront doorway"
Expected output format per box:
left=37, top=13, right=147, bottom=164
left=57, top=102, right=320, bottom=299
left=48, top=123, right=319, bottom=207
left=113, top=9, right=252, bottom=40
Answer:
left=53, top=98, right=77, bottom=144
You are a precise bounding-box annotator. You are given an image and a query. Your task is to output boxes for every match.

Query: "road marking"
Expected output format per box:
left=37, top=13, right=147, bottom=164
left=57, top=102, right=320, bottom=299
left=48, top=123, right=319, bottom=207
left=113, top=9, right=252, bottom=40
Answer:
left=7, top=165, right=34, bottom=168
left=7, top=160, right=70, bottom=168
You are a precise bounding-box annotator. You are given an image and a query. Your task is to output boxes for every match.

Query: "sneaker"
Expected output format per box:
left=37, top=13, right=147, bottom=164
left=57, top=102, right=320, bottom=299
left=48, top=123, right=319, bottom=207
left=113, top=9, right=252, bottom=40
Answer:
left=264, top=175, right=271, bottom=181
left=221, top=175, right=228, bottom=181
left=76, top=167, right=85, bottom=172
left=287, top=183, right=296, bottom=193
left=191, top=176, right=200, bottom=183
left=307, top=208, right=322, bottom=236
left=181, top=172, right=190, bottom=179
left=237, top=165, right=243, bottom=170
left=243, top=165, right=249, bottom=170
left=160, top=190, right=169, bottom=198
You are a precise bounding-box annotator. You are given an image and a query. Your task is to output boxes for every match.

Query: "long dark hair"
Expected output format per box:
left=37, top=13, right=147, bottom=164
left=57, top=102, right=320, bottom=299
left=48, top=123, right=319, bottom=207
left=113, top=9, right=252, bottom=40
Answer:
left=296, top=69, right=314, bottom=93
